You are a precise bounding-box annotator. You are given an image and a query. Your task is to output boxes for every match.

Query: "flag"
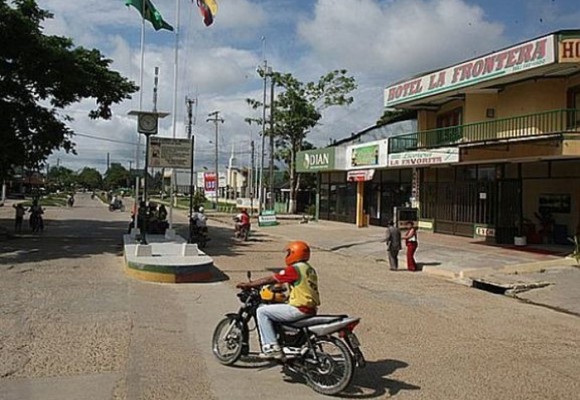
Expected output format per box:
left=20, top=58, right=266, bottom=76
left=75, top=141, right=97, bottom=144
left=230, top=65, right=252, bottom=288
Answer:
left=195, top=0, right=217, bottom=27
left=126, top=0, right=174, bottom=31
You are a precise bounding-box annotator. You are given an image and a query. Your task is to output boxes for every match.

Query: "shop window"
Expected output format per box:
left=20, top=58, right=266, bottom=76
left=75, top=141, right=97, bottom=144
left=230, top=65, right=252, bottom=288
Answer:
left=478, top=166, right=496, bottom=181
left=457, top=166, right=477, bottom=181
left=522, top=162, right=549, bottom=178
left=550, top=160, right=580, bottom=177
left=381, top=169, right=399, bottom=182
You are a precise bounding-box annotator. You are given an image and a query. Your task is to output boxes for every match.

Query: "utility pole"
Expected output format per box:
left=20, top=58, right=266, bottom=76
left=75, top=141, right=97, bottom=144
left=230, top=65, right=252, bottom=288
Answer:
left=250, top=140, right=255, bottom=216
left=186, top=96, right=196, bottom=240
left=106, top=153, right=110, bottom=171
left=206, top=111, right=224, bottom=209
left=259, top=59, right=268, bottom=215
left=268, top=74, right=275, bottom=211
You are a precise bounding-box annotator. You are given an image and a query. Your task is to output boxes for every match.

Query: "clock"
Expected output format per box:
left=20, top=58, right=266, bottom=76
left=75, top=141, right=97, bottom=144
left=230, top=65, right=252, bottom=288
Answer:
left=138, top=114, right=158, bottom=134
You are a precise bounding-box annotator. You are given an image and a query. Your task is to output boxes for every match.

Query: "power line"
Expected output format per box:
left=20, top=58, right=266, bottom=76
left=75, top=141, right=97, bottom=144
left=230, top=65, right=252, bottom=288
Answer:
left=74, top=132, right=138, bottom=146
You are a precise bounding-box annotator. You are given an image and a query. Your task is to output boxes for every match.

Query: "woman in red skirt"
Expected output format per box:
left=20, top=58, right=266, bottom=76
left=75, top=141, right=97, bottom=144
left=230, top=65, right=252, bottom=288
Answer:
left=403, top=221, right=418, bottom=271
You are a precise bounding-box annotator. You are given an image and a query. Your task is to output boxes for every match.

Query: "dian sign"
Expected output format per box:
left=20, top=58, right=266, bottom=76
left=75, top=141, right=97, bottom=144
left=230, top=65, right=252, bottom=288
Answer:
left=296, top=148, right=336, bottom=172
left=385, top=34, right=556, bottom=107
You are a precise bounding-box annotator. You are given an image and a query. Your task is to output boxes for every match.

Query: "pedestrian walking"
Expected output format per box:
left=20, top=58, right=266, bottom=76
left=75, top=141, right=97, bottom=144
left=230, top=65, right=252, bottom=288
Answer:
left=384, top=220, right=401, bottom=271
left=13, top=203, right=26, bottom=232
left=403, top=221, right=418, bottom=271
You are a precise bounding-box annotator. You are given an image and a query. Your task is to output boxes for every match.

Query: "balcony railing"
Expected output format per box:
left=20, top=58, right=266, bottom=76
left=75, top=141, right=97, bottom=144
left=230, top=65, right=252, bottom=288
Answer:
left=389, top=108, right=580, bottom=153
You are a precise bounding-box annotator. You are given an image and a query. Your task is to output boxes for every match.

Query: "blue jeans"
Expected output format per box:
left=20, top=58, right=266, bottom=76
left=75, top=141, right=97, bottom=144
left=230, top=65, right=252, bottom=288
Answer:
left=256, top=304, right=308, bottom=348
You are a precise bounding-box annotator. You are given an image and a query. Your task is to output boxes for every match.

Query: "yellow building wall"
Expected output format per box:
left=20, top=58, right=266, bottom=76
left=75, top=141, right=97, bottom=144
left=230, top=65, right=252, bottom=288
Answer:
left=522, top=178, right=580, bottom=237
left=464, top=93, right=498, bottom=124
left=417, top=110, right=435, bottom=132
left=497, top=79, right=567, bottom=118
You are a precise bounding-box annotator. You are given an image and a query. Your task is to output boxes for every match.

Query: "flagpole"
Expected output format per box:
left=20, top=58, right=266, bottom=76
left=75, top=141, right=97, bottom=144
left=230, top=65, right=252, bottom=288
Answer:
left=133, top=3, right=146, bottom=235
left=167, top=0, right=181, bottom=235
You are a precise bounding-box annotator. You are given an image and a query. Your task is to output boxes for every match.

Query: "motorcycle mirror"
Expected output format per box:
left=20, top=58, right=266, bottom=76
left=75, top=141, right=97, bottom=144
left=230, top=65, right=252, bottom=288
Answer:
left=246, top=271, right=252, bottom=281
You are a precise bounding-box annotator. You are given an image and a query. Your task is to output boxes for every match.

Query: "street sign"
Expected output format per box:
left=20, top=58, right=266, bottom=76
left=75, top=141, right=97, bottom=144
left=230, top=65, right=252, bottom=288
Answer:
left=258, top=210, right=279, bottom=227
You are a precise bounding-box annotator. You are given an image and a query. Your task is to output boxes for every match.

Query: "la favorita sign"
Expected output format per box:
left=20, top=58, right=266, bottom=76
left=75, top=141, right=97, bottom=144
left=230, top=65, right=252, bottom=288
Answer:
left=388, top=148, right=459, bottom=167
left=385, top=34, right=556, bottom=107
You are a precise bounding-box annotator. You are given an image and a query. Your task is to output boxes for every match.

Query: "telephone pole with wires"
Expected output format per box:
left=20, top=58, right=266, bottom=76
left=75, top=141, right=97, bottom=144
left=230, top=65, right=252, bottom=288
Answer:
left=206, top=111, right=224, bottom=209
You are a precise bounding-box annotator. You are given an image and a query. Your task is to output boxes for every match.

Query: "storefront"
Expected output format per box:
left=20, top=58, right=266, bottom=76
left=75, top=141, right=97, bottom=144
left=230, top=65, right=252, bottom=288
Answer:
left=383, top=30, right=580, bottom=244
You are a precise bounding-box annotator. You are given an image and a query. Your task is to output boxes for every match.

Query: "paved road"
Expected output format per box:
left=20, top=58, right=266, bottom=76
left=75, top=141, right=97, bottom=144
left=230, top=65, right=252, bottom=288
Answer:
left=1, top=194, right=580, bottom=399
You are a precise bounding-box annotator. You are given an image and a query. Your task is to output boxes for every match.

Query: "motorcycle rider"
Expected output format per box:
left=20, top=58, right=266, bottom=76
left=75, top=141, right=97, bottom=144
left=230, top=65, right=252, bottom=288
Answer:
left=188, top=206, right=207, bottom=241
left=234, top=208, right=250, bottom=236
left=236, top=241, right=320, bottom=359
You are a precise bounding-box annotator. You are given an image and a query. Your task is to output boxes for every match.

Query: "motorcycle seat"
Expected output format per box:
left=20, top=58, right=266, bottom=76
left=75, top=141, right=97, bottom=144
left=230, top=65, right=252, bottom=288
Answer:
left=284, top=315, right=347, bottom=328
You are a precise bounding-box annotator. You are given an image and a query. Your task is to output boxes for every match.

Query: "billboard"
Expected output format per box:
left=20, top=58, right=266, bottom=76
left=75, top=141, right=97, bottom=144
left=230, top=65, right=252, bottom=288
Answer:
left=204, top=172, right=217, bottom=198
left=149, top=137, right=192, bottom=168
left=296, top=148, right=336, bottom=172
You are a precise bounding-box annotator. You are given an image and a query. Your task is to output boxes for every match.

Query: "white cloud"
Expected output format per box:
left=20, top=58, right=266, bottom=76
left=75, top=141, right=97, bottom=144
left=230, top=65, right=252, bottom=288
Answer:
left=298, top=0, right=505, bottom=78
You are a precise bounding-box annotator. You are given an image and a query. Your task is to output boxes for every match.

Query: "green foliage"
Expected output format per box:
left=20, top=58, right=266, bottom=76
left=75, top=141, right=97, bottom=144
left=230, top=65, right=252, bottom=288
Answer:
left=104, top=163, right=130, bottom=189
left=376, top=109, right=417, bottom=126
left=47, top=166, right=75, bottom=189
left=246, top=69, right=356, bottom=211
left=0, top=0, right=138, bottom=181
left=76, top=167, right=102, bottom=189
left=192, top=190, right=206, bottom=208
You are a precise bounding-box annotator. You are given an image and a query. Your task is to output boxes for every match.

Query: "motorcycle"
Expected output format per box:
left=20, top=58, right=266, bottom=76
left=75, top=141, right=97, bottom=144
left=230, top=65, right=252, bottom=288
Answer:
left=189, top=222, right=209, bottom=249
left=233, top=216, right=250, bottom=241
left=108, top=200, right=125, bottom=212
left=212, top=272, right=366, bottom=395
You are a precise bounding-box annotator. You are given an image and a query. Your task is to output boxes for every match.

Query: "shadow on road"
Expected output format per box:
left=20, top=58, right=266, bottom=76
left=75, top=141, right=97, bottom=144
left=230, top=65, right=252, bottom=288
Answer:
left=278, top=358, right=420, bottom=398
left=0, top=217, right=251, bottom=267
left=339, top=359, right=421, bottom=398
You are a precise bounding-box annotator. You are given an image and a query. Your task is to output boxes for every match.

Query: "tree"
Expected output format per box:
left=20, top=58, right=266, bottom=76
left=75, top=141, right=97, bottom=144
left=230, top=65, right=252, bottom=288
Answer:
left=104, top=163, right=130, bottom=189
left=0, top=1, right=138, bottom=181
left=77, top=167, right=102, bottom=189
left=247, top=69, right=356, bottom=213
left=376, top=109, right=416, bottom=126
left=47, top=166, right=75, bottom=190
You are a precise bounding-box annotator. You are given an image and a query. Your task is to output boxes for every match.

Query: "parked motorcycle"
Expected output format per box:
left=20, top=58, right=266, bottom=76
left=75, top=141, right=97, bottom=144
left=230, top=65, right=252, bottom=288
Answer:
left=212, top=272, right=365, bottom=395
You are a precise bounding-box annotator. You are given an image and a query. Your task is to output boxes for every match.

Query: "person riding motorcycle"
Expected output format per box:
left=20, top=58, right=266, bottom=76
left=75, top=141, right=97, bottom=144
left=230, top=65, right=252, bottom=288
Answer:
left=234, top=208, right=250, bottom=235
left=190, top=206, right=208, bottom=232
left=236, top=241, right=320, bottom=359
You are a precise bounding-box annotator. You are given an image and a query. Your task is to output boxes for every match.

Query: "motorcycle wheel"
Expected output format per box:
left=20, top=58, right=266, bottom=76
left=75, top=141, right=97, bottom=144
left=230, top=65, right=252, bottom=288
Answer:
left=212, top=317, right=244, bottom=365
left=304, top=337, right=354, bottom=395
left=198, top=236, right=207, bottom=249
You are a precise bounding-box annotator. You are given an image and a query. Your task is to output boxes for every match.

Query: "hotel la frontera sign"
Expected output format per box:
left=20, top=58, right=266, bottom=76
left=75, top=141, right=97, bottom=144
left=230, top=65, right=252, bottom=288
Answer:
left=384, top=34, right=556, bottom=107
left=388, top=148, right=459, bottom=167
left=296, top=148, right=336, bottom=172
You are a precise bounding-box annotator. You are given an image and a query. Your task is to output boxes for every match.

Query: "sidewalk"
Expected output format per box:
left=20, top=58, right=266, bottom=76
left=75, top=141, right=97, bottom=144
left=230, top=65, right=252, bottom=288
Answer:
left=208, top=215, right=575, bottom=278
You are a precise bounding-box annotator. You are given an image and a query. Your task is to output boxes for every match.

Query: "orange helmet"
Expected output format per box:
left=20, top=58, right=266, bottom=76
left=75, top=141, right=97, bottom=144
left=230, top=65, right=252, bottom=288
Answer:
left=285, top=241, right=311, bottom=265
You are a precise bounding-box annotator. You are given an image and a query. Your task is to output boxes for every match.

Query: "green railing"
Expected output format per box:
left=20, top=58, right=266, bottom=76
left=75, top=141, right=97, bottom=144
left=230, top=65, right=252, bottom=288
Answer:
left=389, top=108, right=580, bottom=153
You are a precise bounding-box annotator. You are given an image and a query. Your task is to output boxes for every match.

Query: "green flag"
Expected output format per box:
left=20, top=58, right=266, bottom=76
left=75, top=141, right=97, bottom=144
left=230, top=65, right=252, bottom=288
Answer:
left=126, top=0, right=174, bottom=31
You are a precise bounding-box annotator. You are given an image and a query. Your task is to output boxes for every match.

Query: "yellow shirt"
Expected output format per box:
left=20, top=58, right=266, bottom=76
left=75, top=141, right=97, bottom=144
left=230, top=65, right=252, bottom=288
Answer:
left=287, top=262, right=320, bottom=313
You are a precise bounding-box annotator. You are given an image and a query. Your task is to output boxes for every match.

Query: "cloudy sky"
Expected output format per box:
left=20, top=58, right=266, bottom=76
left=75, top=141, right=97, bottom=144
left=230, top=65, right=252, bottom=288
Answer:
left=41, top=0, right=579, bottom=173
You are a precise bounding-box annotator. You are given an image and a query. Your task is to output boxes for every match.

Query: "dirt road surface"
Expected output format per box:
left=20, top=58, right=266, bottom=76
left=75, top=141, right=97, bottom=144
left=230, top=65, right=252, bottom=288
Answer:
left=1, top=194, right=579, bottom=399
